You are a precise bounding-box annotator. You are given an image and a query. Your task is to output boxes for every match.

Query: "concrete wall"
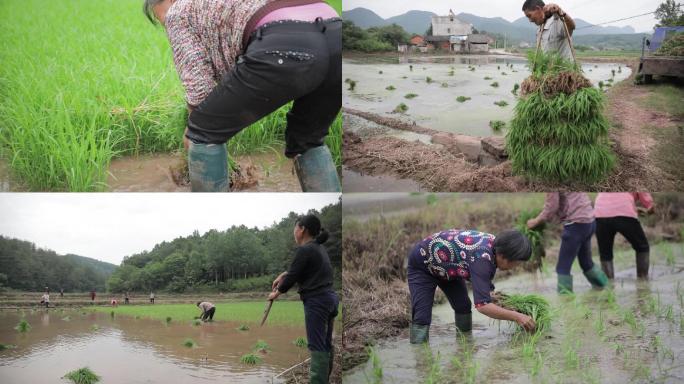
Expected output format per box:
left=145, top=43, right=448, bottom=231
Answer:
left=431, top=16, right=472, bottom=36
left=469, top=43, right=489, bottom=52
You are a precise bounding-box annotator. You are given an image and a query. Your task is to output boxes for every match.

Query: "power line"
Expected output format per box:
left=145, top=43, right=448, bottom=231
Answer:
left=575, top=11, right=656, bottom=30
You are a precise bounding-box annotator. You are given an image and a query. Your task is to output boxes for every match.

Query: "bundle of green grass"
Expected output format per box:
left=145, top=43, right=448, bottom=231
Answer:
left=655, top=32, right=684, bottom=56
left=497, top=293, right=551, bottom=333
left=506, top=51, right=615, bottom=183
left=515, top=210, right=546, bottom=270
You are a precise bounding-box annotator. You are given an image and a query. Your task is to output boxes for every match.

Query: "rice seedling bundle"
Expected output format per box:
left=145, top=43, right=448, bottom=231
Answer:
left=507, top=51, right=615, bottom=183
left=498, top=293, right=551, bottom=333
left=63, top=367, right=100, bottom=384
left=253, top=340, right=270, bottom=353
left=240, top=353, right=262, bottom=365
left=183, top=338, right=197, bottom=348
left=14, top=319, right=30, bottom=333
left=515, top=210, right=546, bottom=269
left=292, top=337, right=307, bottom=348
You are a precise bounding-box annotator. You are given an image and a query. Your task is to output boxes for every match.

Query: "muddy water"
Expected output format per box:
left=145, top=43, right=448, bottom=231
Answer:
left=342, top=168, right=425, bottom=193
left=0, top=311, right=308, bottom=383
left=344, top=243, right=684, bottom=383
left=343, top=55, right=631, bottom=137
left=107, top=148, right=301, bottom=192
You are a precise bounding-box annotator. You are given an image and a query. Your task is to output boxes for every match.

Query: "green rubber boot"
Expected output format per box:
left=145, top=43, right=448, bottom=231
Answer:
left=584, top=264, right=609, bottom=289
left=455, top=312, right=472, bottom=333
left=557, top=273, right=573, bottom=294
left=294, top=145, right=341, bottom=192
left=409, top=323, right=429, bottom=344
left=188, top=143, right=229, bottom=192
left=310, top=350, right=330, bottom=384
left=636, top=251, right=650, bottom=279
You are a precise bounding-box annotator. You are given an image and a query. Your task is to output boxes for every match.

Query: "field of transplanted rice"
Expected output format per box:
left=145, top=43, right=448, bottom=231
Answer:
left=0, top=0, right=342, bottom=191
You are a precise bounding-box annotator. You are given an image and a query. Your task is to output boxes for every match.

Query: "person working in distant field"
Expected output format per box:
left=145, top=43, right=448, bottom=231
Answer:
left=41, top=292, right=50, bottom=308
left=197, top=301, right=216, bottom=322
left=594, top=193, right=654, bottom=280
left=125, top=292, right=130, bottom=304
left=150, top=292, right=155, bottom=304
left=527, top=193, right=608, bottom=293
left=60, top=288, right=64, bottom=298
left=270, top=214, right=338, bottom=384
left=408, top=229, right=536, bottom=344
left=522, top=0, right=575, bottom=60
left=143, top=0, right=342, bottom=192
left=90, top=290, right=96, bottom=303
left=111, top=299, right=118, bottom=307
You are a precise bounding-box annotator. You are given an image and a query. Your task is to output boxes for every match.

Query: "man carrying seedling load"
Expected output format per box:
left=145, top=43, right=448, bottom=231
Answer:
left=408, top=229, right=537, bottom=344
left=196, top=301, right=216, bottom=322
left=594, top=193, right=654, bottom=280
left=527, top=193, right=609, bottom=293
left=522, top=0, right=575, bottom=60
left=270, top=214, right=338, bottom=384
left=143, top=0, right=341, bottom=192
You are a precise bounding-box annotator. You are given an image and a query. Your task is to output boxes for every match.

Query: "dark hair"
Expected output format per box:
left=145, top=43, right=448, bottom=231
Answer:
left=143, top=0, right=165, bottom=25
left=196, top=302, right=201, bottom=306
left=296, top=214, right=329, bottom=244
left=494, top=230, right=532, bottom=262
left=522, top=0, right=545, bottom=11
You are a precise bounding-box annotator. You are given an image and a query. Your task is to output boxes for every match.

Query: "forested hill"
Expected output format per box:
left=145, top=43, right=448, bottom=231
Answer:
left=106, top=201, right=342, bottom=293
left=0, top=236, right=117, bottom=291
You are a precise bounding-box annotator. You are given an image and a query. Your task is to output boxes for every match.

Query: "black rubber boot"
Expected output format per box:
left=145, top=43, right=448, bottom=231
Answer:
left=455, top=312, right=472, bottom=333
left=636, top=251, right=649, bottom=279
left=601, top=260, right=614, bottom=279
left=410, top=323, right=429, bottom=344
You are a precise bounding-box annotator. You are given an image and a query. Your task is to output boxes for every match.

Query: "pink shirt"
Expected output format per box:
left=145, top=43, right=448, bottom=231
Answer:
left=539, top=192, right=594, bottom=224
left=594, top=193, right=653, bottom=219
left=256, top=3, right=338, bottom=28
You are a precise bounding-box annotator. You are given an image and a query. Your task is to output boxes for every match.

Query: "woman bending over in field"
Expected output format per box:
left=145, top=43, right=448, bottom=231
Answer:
left=408, top=228, right=536, bottom=344
left=144, top=0, right=341, bottom=192
left=270, top=214, right=338, bottom=384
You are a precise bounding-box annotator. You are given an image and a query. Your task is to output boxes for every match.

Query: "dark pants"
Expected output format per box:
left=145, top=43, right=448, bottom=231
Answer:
left=201, top=307, right=215, bottom=321
left=557, top=221, right=596, bottom=275
left=596, top=217, right=649, bottom=261
left=124, top=298, right=129, bottom=304
left=407, top=244, right=472, bottom=326
left=187, top=18, right=342, bottom=158
left=150, top=298, right=154, bottom=304
left=303, top=291, right=339, bottom=352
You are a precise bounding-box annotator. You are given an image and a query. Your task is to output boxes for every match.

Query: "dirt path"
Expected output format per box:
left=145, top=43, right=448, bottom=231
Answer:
left=343, top=70, right=679, bottom=192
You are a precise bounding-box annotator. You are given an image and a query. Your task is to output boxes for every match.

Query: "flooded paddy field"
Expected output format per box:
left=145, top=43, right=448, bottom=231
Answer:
left=343, top=55, right=630, bottom=136
left=0, top=305, right=310, bottom=383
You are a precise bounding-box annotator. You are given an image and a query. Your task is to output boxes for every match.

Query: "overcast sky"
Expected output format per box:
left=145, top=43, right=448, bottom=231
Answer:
left=0, top=193, right=340, bottom=265
left=343, top=0, right=662, bottom=33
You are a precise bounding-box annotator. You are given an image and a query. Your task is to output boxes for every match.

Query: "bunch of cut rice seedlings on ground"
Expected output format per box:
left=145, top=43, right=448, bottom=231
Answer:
left=240, top=353, right=262, bottom=365
left=456, top=96, right=471, bottom=103
left=515, top=210, right=546, bottom=270
left=183, top=338, right=197, bottom=348
left=236, top=324, right=250, bottom=331
left=293, top=337, right=307, bottom=348
left=489, top=120, right=506, bottom=132
left=507, top=52, right=614, bottom=183
left=498, top=293, right=551, bottom=333
left=253, top=340, right=270, bottom=353
left=63, top=367, right=100, bottom=384
left=14, top=319, right=30, bottom=333
left=0, top=343, right=17, bottom=351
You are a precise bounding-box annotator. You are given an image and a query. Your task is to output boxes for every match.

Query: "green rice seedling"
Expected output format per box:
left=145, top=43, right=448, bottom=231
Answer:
left=409, top=65, right=413, bottom=71
left=386, top=85, right=396, bottom=91
left=506, top=51, right=614, bottom=183
left=618, top=66, right=622, bottom=73
left=240, top=353, right=262, bottom=365
left=426, top=76, right=433, bottom=84
left=62, top=316, right=71, bottom=322
left=183, top=338, right=197, bottom=348
left=404, top=93, right=418, bottom=99
left=662, top=304, right=674, bottom=322
left=347, top=80, right=357, bottom=91
left=498, top=293, right=551, bottom=333
left=489, top=120, right=506, bottom=132
left=253, top=340, right=270, bottom=353
left=292, top=337, right=307, bottom=348
left=451, top=332, right=478, bottom=384
left=165, top=316, right=172, bottom=324
left=394, top=103, right=409, bottom=113
left=501, top=72, right=508, bottom=76
left=90, top=324, right=99, bottom=331
left=484, top=76, right=493, bottom=80
left=490, top=82, right=499, bottom=88
left=192, top=319, right=202, bottom=326
left=564, top=340, right=580, bottom=369
left=378, top=70, right=383, bottom=74
left=110, top=311, right=115, bottom=318
left=515, top=210, right=546, bottom=269
left=423, top=344, right=443, bottom=384
left=614, top=342, right=624, bottom=355
left=611, top=69, right=616, bottom=77
left=665, top=246, right=675, bottom=267
left=512, top=83, right=520, bottom=96
left=14, top=319, right=30, bottom=333
left=456, top=96, right=472, bottom=103
left=494, top=100, right=508, bottom=107
left=441, top=82, right=449, bottom=88
left=594, top=310, right=606, bottom=338
left=236, top=324, right=250, bottom=331
left=448, top=70, right=455, bottom=76
left=606, top=78, right=614, bottom=83
left=0, top=343, right=16, bottom=351
left=469, top=66, right=475, bottom=72
left=63, top=367, right=100, bottom=384
left=365, top=345, right=383, bottom=383
left=134, top=315, right=140, bottom=320
left=402, top=76, right=408, bottom=79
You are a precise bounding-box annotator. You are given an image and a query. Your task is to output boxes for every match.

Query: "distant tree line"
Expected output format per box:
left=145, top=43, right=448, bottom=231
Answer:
left=0, top=236, right=116, bottom=292
left=105, top=201, right=342, bottom=293
left=343, top=20, right=410, bottom=52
